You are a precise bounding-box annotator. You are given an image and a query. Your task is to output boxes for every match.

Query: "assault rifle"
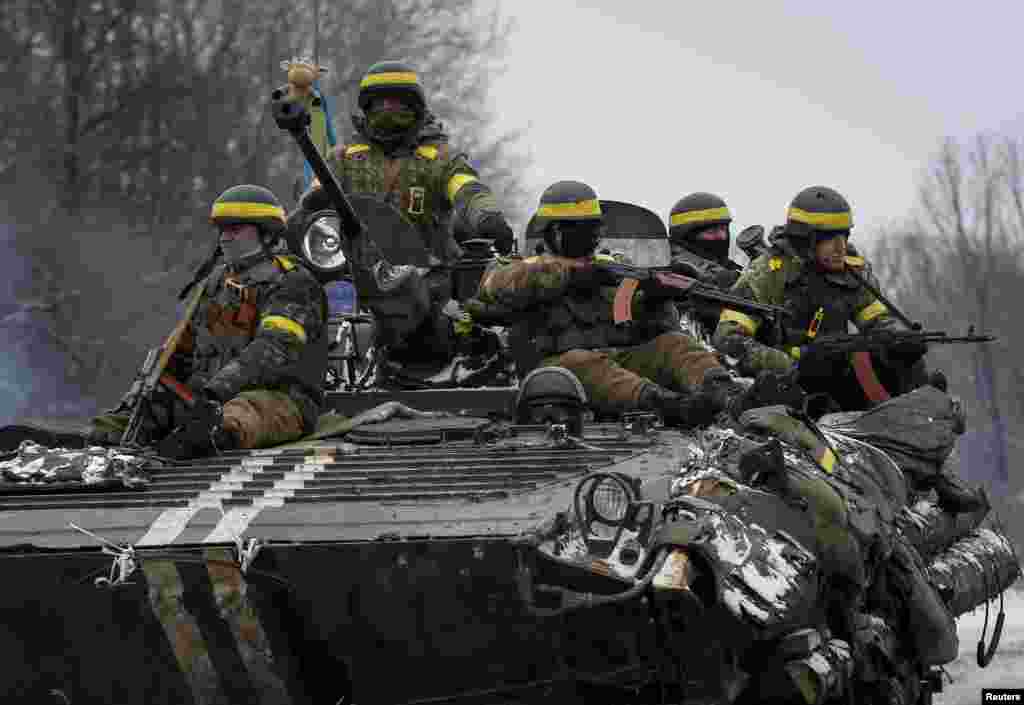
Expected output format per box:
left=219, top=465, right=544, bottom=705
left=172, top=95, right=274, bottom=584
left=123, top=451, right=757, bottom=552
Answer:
left=801, top=327, right=997, bottom=358
left=799, top=327, right=997, bottom=403
left=119, top=273, right=211, bottom=446
left=590, top=261, right=791, bottom=325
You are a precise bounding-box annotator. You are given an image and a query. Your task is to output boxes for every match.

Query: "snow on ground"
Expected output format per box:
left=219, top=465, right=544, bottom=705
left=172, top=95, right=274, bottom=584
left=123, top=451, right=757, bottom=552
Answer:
left=936, top=587, right=1024, bottom=705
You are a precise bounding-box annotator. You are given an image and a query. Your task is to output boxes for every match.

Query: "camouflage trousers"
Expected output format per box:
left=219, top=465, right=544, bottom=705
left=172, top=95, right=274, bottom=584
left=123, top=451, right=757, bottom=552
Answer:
left=90, top=389, right=306, bottom=450
left=543, top=332, right=723, bottom=415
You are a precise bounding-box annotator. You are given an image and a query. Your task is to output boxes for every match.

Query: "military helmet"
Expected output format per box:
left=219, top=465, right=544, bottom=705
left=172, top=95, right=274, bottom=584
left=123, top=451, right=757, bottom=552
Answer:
left=785, top=186, right=853, bottom=240
left=515, top=366, right=588, bottom=435
left=209, top=185, right=286, bottom=234
left=668, top=192, right=732, bottom=240
left=533, top=181, right=604, bottom=257
left=357, top=60, right=426, bottom=113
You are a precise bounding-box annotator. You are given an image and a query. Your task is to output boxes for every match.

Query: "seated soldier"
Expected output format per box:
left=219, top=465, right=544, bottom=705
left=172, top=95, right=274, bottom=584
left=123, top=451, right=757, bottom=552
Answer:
left=90, top=185, right=329, bottom=460
left=668, top=192, right=746, bottom=337
left=464, top=180, right=767, bottom=428
left=713, top=185, right=983, bottom=512
left=713, top=185, right=929, bottom=409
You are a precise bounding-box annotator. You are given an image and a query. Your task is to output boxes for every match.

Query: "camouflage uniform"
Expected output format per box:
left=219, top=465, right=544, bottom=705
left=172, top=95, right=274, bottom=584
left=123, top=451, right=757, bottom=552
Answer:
left=713, top=246, right=903, bottom=408
left=298, top=61, right=512, bottom=363
left=468, top=253, right=723, bottom=415
left=92, top=187, right=328, bottom=452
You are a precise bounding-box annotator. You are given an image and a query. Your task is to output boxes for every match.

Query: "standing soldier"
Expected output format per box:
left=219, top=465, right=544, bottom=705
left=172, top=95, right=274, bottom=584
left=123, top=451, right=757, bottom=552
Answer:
left=668, top=192, right=745, bottom=335
left=90, top=185, right=329, bottom=460
left=294, top=60, right=514, bottom=364
left=465, top=180, right=769, bottom=428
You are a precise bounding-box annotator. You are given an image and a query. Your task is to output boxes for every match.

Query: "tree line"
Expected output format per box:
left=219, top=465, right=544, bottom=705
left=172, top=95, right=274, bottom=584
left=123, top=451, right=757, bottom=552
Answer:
left=0, top=0, right=525, bottom=413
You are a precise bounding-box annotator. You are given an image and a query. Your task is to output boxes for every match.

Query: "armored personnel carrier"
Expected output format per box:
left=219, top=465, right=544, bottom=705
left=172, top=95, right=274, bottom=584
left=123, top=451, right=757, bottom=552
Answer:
left=0, top=101, right=1017, bottom=705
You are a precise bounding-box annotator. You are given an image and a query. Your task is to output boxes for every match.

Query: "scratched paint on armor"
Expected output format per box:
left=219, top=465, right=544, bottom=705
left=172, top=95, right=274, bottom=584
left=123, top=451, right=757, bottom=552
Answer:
left=142, top=549, right=293, bottom=702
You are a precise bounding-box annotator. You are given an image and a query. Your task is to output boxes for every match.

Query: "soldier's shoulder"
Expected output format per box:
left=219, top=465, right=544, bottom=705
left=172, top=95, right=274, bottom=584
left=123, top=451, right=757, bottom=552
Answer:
left=335, top=142, right=373, bottom=161
left=745, top=250, right=799, bottom=281
left=267, top=255, right=321, bottom=287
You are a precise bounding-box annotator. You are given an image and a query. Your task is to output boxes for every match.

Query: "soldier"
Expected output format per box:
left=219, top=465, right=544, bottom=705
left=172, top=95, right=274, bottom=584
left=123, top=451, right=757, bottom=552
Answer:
left=712, top=186, right=927, bottom=403
left=713, top=185, right=984, bottom=511
left=465, top=180, right=769, bottom=428
left=668, top=192, right=745, bottom=335
left=668, top=192, right=743, bottom=288
left=90, top=185, right=329, bottom=460
left=294, top=60, right=514, bottom=365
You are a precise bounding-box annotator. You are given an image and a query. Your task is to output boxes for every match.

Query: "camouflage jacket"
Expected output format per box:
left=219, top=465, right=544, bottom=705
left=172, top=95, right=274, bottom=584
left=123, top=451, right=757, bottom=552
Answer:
left=712, top=248, right=900, bottom=377
left=172, top=253, right=328, bottom=430
left=465, top=254, right=680, bottom=356
left=325, top=120, right=505, bottom=264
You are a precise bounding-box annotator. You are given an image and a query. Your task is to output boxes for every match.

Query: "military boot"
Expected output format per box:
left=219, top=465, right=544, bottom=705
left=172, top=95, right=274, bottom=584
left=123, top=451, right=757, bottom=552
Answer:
left=933, top=473, right=989, bottom=515
left=701, top=368, right=807, bottom=420
left=636, top=383, right=719, bottom=430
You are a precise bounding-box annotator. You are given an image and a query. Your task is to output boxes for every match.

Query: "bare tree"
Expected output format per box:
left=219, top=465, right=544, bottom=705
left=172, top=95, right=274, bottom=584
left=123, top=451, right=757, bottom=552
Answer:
left=0, top=0, right=527, bottom=413
left=870, top=134, right=1024, bottom=500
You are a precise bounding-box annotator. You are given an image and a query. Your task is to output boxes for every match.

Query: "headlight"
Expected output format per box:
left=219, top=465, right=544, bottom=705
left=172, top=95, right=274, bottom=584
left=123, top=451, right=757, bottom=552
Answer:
left=591, top=477, right=630, bottom=524
left=302, top=212, right=347, bottom=273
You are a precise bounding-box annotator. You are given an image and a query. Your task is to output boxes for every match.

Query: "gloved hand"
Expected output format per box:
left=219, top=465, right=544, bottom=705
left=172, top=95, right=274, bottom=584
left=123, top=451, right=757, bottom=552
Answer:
left=476, top=214, right=515, bottom=255
left=886, top=338, right=928, bottom=364
left=733, top=369, right=807, bottom=416
left=156, top=393, right=226, bottom=460
left=794, top=345, right=844, bottom=380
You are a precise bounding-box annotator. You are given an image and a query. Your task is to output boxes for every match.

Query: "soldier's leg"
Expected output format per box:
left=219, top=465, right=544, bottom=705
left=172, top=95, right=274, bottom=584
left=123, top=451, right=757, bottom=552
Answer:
left=221, top=389, right=306, bottom=450
left=614, top=332, right=723, bottom=391
left=545, top=349, right=647, bottom=415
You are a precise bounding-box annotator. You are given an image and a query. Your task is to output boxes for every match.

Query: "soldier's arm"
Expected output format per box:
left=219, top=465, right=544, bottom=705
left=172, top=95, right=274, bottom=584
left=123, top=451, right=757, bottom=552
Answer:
left=669, top=243, right=740, bottom=288
left=474, top=255, right=584, bottom=312
left=203, top=267, right=326, bottom=402
left=846, top=257, right=901, bottom=333
left=441, top=154, right=512, bottom=253
left=712, top=257, right=795, bottom=376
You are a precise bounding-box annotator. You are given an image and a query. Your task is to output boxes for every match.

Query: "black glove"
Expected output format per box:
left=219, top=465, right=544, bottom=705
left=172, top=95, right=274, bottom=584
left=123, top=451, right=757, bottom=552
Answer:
left=795, top=345, right=846, bottom=380
left=476, top=214, right=515, bottom=255
left=736, top=370, right=807, bottom=416
left=156, top=394, right=224, bottom=460
left=886, top=338, right=928, bottom=364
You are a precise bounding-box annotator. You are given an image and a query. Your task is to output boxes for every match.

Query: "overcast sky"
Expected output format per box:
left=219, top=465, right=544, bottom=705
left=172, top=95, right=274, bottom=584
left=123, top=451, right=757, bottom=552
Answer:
left=491, top=1, right=1024, bottom=239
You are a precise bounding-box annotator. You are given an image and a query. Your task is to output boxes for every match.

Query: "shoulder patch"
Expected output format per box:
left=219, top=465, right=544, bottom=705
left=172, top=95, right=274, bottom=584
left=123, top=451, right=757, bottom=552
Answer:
left=343, top=144, right=371, bottom=159
left=769, top=257, right=782, bottom=271
left=415, top=144, right=439, bottom=160
left=274, top=255, right=298, bottom=272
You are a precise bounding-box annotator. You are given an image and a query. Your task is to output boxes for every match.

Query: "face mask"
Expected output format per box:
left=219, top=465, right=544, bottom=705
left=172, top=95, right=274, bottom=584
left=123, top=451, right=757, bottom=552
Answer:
left=220, top=238, right=262, bottom=265
left=367, top=109, right=418, bottom=135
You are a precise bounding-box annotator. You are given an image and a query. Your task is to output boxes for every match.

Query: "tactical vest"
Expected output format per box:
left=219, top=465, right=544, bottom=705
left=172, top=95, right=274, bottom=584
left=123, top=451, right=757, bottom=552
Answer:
left=527, top=286, right=680, bottom=356
left=334, top=139, right=462, bottom=264
left=190, top=255, right=328, bottom=403
left=778, top=265, right=863, bottom=347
